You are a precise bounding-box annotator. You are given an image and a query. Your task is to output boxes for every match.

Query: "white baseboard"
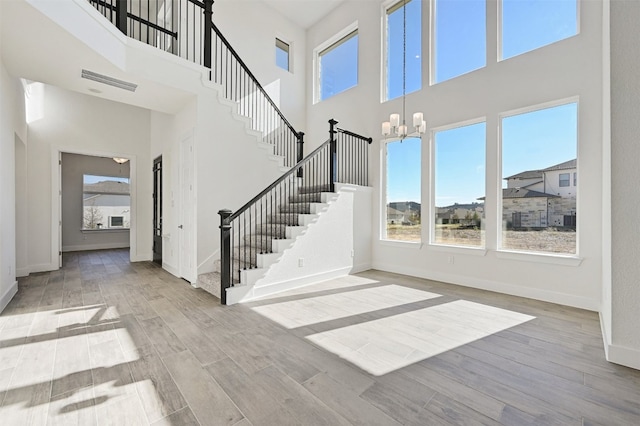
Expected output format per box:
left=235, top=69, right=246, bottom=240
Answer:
left=162, top=262, right=179, bottom=277
left=351, top=262, right=372, bottom=274
left=16, top=267, right=30, bottom=278
left=599, top=312, right=640, bottom=371
left=28, top=263, right=59, bottom=274
left=0, top=281, right=18, bottom=313
left=131, top=252, right=153, bottom=262
left=63, top=243, right=130, bottom=252
left=373, top=261, right=600, bottom=312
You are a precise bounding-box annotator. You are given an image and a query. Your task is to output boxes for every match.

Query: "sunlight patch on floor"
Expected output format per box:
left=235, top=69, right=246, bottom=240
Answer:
left=251, top=284, right=442, bottom=329
left=306, top=300, right=535, bottom=376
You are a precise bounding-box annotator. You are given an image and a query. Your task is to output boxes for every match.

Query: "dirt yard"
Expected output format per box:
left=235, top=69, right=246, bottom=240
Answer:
left=386, top=225, right=576, bottom=254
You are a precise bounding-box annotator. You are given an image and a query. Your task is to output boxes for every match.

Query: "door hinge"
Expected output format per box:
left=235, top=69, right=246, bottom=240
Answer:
left=59, top=160, right=62, bottom=165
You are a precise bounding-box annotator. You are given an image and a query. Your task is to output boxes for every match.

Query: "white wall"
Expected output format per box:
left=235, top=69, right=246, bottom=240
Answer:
left=26, top=85, right=152, bottom=270
left=214, top=0, right=307, bottom=132
left=608, top=0, right=640, bottom=369
left=61, top=153, right=131, bottom=252
left=306, top=0, right=604, bottom=310
left=15, top=134, right=28, bottom=277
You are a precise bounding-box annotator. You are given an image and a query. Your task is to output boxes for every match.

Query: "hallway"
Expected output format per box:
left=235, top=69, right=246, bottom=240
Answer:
left=0, top=250, right=639, bottom=425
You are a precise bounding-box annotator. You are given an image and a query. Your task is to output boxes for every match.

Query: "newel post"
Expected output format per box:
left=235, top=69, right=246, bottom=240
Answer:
left=328, top=119, right=338, bottom=192
left=203, top=0, right=214, bottom=70
left=296, top=131, right=305, bottom=178
left=218, top=209, right=232, bottom=305
left=115, top=0, right=127, bottom=35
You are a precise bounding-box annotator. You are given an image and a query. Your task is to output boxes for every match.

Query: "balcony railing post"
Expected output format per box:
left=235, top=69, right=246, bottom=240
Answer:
left=218, top=208, right=232, bottom=305
left=203, top=0, right=214, bottom=70
left=297, top=132, right=304, bottom=178
left=115, top=0, right=127, bottom=35
left=329, top=119, right=338, bottom=192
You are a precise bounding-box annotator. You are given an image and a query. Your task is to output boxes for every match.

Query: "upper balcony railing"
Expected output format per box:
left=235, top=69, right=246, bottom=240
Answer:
left=88, top=0, right=303, bottom=168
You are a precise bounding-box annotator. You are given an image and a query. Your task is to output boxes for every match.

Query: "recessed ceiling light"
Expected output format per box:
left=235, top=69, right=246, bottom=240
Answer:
left=81, top=69, right=137, bottom=92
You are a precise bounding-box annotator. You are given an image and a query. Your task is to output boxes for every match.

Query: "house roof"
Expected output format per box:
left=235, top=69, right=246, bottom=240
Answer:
left=504, top=159, right=576, bottom=180
left=84, top=180, right=130, bottom=194
left=502, top=188, right=560, bottom=199
left=386, top=206, right=405, bottom=216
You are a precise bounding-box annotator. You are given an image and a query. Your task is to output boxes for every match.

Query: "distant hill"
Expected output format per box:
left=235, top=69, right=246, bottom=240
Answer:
left=436, top=202, right=484, bottom=210
left=388, top=201, right=421, bottom=213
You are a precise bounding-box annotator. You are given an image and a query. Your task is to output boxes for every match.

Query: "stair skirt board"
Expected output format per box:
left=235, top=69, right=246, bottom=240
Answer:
left=226, top=266, right=353, bottom=304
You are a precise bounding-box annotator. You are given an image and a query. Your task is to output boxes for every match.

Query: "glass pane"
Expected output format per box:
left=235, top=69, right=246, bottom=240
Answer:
left=501, top=0, right=578, bottom=60
left=83, top=175, right=130, bottom=229
left=319, top=31, right=358, bottom=101
left=386, top=137, right=421, bottom=242
left=276, top=39, right=289, bottom=71
left=501, top=103, right=577, bottom=254
left=434, top=0, right=486, bottom=83
left=387, top=0, right=422, bottom=100
left=434, top=122, right=486, bottom=247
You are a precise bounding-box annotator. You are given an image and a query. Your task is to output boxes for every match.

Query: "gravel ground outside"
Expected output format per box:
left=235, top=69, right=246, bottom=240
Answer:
left=386, top=225, right=576, bottom=254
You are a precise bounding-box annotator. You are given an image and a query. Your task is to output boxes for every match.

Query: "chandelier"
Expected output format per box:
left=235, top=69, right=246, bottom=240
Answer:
left=382, top=0, right=425, bottom=140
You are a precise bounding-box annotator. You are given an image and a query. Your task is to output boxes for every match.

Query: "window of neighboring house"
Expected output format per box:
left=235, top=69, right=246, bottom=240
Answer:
left=433, top=0, right=486, bottom=84
left=385, top=137, right=421, bottom=242
left=559, top=173, right=570, bottom=187
left=83, top=175, right=131, bottom=230
left=315, top=25, right=358, bottom=102
left=384, top=0, right=421, bottom=101
left=433, top=121, right=486, bottom=248
left=276, top=38, right=290, bottom=71
left=501, top=101, right=578, bottom=255
left=501, top=0, right=578, bottom=60
left=573, top=172, right=577, bottom=186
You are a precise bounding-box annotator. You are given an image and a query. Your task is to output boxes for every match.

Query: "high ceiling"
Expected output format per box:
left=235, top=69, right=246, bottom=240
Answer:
left=258, top=0, right=348, bottom=29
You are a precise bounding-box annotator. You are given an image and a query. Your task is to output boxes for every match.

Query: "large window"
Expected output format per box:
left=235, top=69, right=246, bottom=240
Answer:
left=276, top=38, right=290, bottom=71
left=433, top=122, right=486, bottom=247
left=385, top=0, right=421, bottom=100
left=316, top=27, right=359, bottom=102
left=83, top=175, right=131, bottom=230
left=501, top=0, right=578, bottom=60
left=385, top=138, right=421, bottom=242
left=501, top=102, right=577, bottom=254
left=433, top=0, right=486, bottom=84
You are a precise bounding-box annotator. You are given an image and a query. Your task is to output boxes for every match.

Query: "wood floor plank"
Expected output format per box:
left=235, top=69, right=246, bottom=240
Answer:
left=138, top=317, right=186, bottom=357
left=150, top=406, right=200, bottom=426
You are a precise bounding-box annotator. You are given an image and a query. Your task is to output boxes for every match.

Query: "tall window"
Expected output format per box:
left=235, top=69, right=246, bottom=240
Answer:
left=385, top=0, right=421, bottom=100
left=433, top=0, right=486, bottom=84
left=501, top=0, right=578, bottom=60
left=434, top=122, right=486, bottom=247
left=316, top=27, right=359, bottom=102
left=83, top=175, right=131, bottom=230
left=501, top=102, right=578, bottom=254
left=276, top=38, right=290, bottom=71
left=385, top=138, right=421, bottom=242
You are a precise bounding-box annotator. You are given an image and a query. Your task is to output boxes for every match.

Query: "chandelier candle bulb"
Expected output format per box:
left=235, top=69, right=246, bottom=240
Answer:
left=399, top=124, right=408, bottom=138
left=419, top=120, right=426, bottom=133
left=390, top=113, right=400, bottom=128
left=382, top=122, right=391, bottom=136
left=413, top=112, right=423, bottom=127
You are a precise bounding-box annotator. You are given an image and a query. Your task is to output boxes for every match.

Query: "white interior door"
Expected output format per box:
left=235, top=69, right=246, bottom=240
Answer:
left=58, top=151, right=62, bottom=268
left=179, top=135, right=196, bottom=283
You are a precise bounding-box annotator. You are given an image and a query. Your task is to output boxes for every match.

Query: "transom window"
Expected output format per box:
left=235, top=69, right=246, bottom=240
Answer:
left=384, top=0, right=421, bottom=101
left=315, top=25, right=359, bottom=102
left=276, top=38, right=290, bottom=71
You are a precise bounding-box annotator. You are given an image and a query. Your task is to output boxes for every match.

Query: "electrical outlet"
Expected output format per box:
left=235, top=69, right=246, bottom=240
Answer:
left=447, top=255, right=454, bottom=265
left=298, top=258, right=304, bottom=267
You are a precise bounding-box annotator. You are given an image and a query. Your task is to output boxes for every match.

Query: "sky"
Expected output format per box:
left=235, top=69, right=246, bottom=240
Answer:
left=84, top=175, right=130, bottom=184
left=382, top=0, right=578, bottom=205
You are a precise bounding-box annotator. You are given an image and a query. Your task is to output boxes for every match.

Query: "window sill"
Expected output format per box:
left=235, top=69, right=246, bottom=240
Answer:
left=427, top=244, right=488, bottom=256
left=379, top=239, right=421, bottom=249
left=496, top=250, right=583, bottom=266
left=81, top=228, right=130, bottom=233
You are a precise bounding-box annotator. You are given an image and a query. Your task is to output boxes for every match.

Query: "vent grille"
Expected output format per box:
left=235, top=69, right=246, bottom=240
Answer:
left=81, top=69, right=138, bottom=92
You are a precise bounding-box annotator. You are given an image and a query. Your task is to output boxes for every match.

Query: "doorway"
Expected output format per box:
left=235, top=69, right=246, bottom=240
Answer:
left=153, top=156, right=163, bottom=265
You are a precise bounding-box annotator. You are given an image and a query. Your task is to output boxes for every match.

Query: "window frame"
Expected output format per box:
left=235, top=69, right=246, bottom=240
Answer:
left=430, top=117, right=487, bottom=250
left=275, top=37, right=291, bottom=72
left=498, top=97, right=580, bottom=257
left=559, top=173, right=571, bottom=187
left=498, top=0, right=581, bottom=62
left=381, top=0, right=422, bottom=102
left=313, top=22, right=359, bottom=104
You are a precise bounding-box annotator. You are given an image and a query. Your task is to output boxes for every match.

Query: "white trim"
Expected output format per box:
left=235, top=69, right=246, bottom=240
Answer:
left=372, top=260, right=599, bottom=311
left=162, top=262, right=179, bottom=277
left=379, top=239, right=421, bottom=249
left=498, top=96, right=580, bottom=121
left=16, top=268, right=30, bottom=278
left=496, top=250, right=583, bottom=266
left=351, top=262, right=372, bottom=274
left=27, top=263, right=59, bottom=274
left=312, top=21, right=359, bottom=104
left=600, top=314, right=640, bottom=371
left=0, top=281, right=18, bottom=314
left=62, top=243, right=130, bottom=252
left=131, top=252, right=153, bottom=262
left=426, top=244, right=488, bottom=256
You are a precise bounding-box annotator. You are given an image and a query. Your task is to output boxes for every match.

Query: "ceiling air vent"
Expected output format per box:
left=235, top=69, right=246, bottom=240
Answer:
left=81, top=69, right=138, bottom=92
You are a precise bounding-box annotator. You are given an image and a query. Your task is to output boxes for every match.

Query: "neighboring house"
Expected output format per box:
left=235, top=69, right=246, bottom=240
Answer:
left=386, top=206, right=406, bottom=225
left=387, top=201, right=421, bottom=225
left=502, top=159, right=577, bottom=228
left=83, top=181, right=131, bottom=229
left=435, top=203, right=484, bottom=225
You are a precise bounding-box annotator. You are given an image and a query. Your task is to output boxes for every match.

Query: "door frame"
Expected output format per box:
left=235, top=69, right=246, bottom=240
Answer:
left=153, top=155, right=163, bottom=265
left=178, top=132, right=197, bottom=284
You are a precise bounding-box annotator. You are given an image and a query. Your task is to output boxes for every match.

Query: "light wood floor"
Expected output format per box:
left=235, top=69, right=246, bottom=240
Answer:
left=1, top=249, right=639, bottom=425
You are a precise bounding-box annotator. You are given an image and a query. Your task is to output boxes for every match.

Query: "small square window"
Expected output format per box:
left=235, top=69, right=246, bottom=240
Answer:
left=276, top=38, right=290, bottom=71
left=559, top=173, right=570, bottom=187
left=316, top=27, right=359, bottom=102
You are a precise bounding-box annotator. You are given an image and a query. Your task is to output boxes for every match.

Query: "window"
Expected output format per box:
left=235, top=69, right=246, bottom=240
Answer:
left=433, top=121, right=486, bottom=247
left=316, top=26, right=358, bottom=102
left=501, top=0, right=578, bottom=60
left=559, top=173, right=570, bottom=187
left=385, top=138, right=421, bottom=242
left=573, top=172, right=577, bottom=186
left=433, top=0, right=486, bottom=84
left=385, top=0, right=421, bottom=100
left=83, top=175, right=131, bottom=230
left=276, top=38, right=290, bottom=71
left=501, top=102, right=578, bottom=254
